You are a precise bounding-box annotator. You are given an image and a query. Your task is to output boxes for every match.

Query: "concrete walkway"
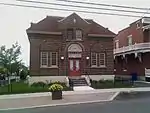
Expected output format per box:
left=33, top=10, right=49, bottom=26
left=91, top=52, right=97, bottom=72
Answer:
left=0, top=92, right=117, bottom=110
left=1, top=87, right=150, bottom=100
left=73, top=86, right=94, bottom=91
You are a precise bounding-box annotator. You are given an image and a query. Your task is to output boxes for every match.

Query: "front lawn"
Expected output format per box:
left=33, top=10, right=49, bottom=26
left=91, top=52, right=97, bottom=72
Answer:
left=0, top=81, right=72, bottom=95
left=91, top=80, right=133, bottom=89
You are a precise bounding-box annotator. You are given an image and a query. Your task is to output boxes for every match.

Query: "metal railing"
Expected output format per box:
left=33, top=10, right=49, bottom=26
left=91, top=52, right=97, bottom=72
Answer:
left=114, top=42, right=150, bottom=54
left=145, top=68, right=150, bottom=77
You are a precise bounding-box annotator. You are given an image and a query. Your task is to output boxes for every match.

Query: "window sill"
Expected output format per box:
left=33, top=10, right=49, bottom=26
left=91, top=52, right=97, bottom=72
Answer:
left=66, top=39, right=83, bottom=42
left=91, top=66, right=107, bottom=68
left=40, top=66, right=58, bottom=69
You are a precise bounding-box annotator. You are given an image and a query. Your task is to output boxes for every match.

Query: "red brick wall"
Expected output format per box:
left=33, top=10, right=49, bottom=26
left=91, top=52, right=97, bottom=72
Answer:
left=29, top=34, right=114, bottom=76
left=114, top=19, right=144, bottom=48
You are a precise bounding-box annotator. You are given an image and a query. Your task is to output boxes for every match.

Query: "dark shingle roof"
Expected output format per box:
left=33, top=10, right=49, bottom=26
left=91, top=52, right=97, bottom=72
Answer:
left=27, top=14, right=115, bottom=37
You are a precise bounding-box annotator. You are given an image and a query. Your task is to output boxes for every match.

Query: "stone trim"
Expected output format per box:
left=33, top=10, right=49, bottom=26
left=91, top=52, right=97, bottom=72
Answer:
left=88, top=34, right=115, bottom=38
left=27, top=30, right=62, bottom=35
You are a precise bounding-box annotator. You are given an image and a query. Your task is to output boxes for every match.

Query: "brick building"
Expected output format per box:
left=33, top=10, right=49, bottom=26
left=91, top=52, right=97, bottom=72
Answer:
left=27, top=13, right=115, bottom=83
left=114, top=17, right=150, bottom=80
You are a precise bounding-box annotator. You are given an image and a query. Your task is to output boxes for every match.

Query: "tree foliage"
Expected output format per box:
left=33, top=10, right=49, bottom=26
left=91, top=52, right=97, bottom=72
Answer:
left=0, top=42, right=28, bottom=80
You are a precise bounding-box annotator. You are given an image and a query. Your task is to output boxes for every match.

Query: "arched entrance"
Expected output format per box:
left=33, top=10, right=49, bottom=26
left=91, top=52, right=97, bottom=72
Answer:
left=68, top=44, right=83, bottom=76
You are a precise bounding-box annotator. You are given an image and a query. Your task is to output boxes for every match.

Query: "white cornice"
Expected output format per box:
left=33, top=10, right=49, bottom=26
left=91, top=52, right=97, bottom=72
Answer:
left=27, top=30, right=62, bottom=35
left=88, top=34, right=115, bottom=37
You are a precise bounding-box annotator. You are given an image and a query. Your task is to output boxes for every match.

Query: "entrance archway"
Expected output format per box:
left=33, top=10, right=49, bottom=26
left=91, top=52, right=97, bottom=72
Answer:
left=68, top=44, right=82, bottom=76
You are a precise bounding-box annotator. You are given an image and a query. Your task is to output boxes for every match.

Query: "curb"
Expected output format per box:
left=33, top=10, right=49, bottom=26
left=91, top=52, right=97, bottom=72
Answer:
left=109, top=92, right=120, bottom=101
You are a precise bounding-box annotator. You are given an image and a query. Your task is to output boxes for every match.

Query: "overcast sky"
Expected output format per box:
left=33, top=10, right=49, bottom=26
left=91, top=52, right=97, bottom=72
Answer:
left=0, top=0, right=150, bottom=66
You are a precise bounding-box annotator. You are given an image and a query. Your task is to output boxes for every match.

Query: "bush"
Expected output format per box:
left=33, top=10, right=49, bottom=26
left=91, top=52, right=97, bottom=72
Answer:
left=20, top=70, right=27, bottom=80
left=49, top=84, right=63, bottom=92
left=48, top=81, right=72, bottom=91
left=31, top=82, right=47, bottom=88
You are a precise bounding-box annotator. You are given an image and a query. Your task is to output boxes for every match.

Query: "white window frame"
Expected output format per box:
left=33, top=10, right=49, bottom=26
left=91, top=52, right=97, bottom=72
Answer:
left=40, top=52, right=48, bottom=68
left=99, top=53, right=106, bottom=67
left=50, top=52, right=58, bottom=67
left=128, top=35, right=133, bottom=46
left=67, top=29, right=73, bottom=40
left=115, top=40, right=119, bottom=49
left=75, top=29, right=82, bottom=40
left=91, top=53, right=98, bottom=67
left=136, top=21, right=140, bottom=29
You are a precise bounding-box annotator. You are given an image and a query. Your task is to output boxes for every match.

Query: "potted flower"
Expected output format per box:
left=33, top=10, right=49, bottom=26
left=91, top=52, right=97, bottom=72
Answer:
left=49, top=83, right=63, bottom=100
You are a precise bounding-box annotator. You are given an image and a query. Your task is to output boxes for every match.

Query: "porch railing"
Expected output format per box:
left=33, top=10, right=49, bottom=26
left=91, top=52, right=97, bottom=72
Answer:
left=114, top=42, right=150, bottom=54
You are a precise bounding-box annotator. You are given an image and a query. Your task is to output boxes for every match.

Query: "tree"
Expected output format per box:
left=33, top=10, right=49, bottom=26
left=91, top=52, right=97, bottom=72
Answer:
left=0, top=67, right=7, bottom=74
left=0, top=42, right=21, bottom=84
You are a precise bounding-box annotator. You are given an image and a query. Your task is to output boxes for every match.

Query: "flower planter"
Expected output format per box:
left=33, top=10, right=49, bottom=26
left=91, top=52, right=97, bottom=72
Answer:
left=52, top=91, right=62, bottom=100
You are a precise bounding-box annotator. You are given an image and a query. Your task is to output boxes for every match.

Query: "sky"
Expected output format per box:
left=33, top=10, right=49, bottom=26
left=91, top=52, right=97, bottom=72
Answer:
left=0, top=0, right=150, bottom=66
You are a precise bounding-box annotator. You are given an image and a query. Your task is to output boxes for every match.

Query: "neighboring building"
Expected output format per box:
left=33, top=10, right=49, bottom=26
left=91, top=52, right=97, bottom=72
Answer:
left=114, top=17, right=150, bottom=80
left=27, top=13, right=115, bottom=83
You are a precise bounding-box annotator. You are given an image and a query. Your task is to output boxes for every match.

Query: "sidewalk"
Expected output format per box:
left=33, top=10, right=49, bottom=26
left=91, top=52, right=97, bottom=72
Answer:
left=1, top=87, right=150, bottom=110
left=1, top=87, right=150, bottom=100
left=0, top=92, right=116, bottom=110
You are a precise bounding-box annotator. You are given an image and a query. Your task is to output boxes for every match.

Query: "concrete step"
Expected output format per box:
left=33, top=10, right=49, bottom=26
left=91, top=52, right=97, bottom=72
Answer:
left=73, top=86, right=94, bottom=91
left=69, top=77, right=88, bottom=86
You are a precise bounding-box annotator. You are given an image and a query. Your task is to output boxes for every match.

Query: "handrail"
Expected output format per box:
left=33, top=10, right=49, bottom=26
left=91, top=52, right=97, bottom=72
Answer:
left=114, top=42, right=150, bottom=54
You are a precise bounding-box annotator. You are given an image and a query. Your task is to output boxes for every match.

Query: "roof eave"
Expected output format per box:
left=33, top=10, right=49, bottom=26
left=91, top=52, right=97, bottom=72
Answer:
left=26, top=30, right=62, bottom=35
left=88, top=34, right=116, bottom=38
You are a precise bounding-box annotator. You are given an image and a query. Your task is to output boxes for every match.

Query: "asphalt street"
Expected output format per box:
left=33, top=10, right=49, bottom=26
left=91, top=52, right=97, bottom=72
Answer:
left=1, top=96, right=150, bottom=113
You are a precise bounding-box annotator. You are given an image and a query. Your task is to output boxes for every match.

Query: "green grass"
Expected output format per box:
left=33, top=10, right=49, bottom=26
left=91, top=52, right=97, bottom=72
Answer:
left=91, top=80, right=133, bottom=89
left=0, top=81, right=72, bottom=95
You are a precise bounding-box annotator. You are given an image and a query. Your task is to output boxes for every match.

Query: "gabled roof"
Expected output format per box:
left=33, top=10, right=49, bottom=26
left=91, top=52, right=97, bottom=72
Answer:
left=27, top=13, right=115, bottom=37
left=58, top=13, right=90, bottom=24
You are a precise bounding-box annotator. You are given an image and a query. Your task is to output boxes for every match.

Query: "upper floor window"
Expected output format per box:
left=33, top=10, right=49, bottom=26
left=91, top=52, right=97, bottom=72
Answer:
left=115, top=40, right=119, bottom=49
left=75, top=29, right=82, bottom=40
left=128, top=35, right=133, bottom=46
left=136, top=21, right=140, bottom=29
left=67, top=29, right=73, bottom=40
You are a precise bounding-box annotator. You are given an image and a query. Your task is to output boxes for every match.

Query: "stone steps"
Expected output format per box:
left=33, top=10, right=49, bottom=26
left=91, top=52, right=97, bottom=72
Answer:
left=69, top=77, right=88, bottom=87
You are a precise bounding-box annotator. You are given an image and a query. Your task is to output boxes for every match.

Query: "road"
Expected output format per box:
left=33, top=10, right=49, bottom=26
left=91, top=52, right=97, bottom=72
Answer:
left=1, top=97, right=150, bottom=113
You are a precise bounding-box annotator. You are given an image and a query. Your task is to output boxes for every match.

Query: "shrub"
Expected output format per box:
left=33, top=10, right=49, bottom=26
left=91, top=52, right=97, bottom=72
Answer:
left=31, top=82, right=47, bottom=88
left=49, top=84, right=63, bottom=92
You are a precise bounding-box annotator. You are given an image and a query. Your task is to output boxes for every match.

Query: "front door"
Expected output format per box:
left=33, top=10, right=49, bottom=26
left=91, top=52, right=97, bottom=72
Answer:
left=69, top=59, right=81, bottom=76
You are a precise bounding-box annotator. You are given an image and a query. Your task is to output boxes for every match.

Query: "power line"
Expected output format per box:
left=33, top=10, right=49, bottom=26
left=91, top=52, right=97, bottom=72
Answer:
left=56, top=0, right=150, bottom=11
left=16, top=0, right=150, bottom=15
left=0, top=2, right=142, bottom=18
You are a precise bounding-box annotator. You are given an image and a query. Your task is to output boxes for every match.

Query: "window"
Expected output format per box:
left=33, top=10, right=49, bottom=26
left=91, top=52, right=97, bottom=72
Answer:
left=128, top=35, right=133, bottom=46
left=136, top=22, right=140, bottom=29
left=76, top=29, right=82, bottom=40
left=99, top=53, right=106, bottom=67
left=91, top=53, right=97, bottom=67
left=40, top=52, right=48, bottom=67
left=67, top=29, right=73, bottom=40
left=91, top=52, right=106, bottom=67
left=50, top=52, right=58, bottom=66
left=115, top=40, right=119, bottom=49
left=40, top=52, right=58, bottom=68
